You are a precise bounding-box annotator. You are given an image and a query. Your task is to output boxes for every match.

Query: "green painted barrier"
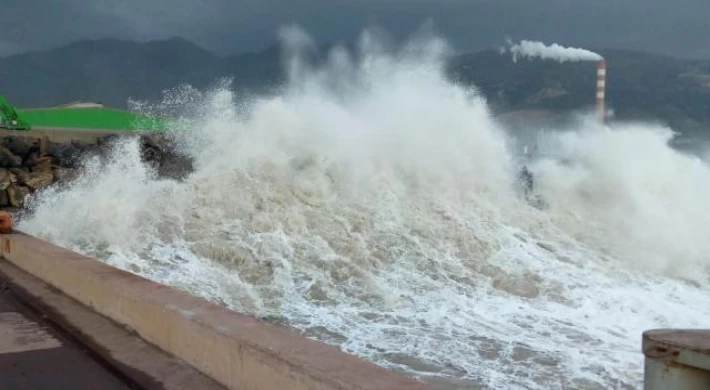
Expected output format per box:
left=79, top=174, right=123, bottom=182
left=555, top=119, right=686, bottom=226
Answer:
left=18, top=107, right=171, bottom=132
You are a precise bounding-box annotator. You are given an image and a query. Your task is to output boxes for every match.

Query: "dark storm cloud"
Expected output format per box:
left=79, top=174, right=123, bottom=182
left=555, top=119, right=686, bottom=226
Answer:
left=3, top=0, right=710, bottom=58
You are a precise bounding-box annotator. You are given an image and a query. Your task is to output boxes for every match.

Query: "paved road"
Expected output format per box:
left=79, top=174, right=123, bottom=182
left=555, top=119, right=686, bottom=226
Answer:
left=0, top=126, right=152, bottom=144
left=0, top=279, right=131, bottom=390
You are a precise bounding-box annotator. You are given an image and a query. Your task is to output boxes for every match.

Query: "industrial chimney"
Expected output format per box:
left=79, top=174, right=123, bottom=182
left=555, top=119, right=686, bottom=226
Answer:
left=596, top=60, right=606, bottom=124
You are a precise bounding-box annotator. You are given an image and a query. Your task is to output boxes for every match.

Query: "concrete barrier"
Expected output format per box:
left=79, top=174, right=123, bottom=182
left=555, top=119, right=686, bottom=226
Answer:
left=643, top=329, right=710, bottom=389
left=0, top=233, right=433, bottom=390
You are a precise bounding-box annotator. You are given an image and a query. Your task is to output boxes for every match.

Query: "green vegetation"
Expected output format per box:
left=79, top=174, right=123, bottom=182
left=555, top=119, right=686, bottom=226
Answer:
left=18, top=107, right=171, bottom=132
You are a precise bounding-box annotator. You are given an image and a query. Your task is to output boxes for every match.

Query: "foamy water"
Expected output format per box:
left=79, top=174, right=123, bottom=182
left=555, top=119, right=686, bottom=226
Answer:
left=19, top=28, right=710, bottom=389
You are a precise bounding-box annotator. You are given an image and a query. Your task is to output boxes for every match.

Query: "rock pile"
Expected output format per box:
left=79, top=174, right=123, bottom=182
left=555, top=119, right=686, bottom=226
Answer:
left=0, top=133, right=193, bottom=210
left=135, top=134, right=194, bottom=181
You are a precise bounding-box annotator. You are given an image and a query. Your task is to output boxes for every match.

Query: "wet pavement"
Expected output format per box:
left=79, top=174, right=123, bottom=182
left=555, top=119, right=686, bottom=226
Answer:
left=0, top=279, right=131, bottom=390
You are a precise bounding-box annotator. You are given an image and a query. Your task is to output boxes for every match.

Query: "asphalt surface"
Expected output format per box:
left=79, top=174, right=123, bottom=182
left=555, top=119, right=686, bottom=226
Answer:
left=0, top=279, right=131, bottom=390
left=0, top=126, right=128, bottom=144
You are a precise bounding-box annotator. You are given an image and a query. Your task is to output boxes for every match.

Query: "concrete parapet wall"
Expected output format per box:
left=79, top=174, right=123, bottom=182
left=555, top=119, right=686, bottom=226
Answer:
left=0, top=233, right=432, bottom=390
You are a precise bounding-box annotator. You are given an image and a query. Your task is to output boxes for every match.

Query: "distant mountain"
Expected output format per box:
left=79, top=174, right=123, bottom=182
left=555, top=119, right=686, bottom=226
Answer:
left=0, top=37, right=282, bottom=109
left=1, top=38, right=709, bottom=137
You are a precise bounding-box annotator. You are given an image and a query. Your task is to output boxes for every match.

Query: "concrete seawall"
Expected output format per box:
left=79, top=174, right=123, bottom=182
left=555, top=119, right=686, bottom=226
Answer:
left=0, top=232, right=433, bottom=390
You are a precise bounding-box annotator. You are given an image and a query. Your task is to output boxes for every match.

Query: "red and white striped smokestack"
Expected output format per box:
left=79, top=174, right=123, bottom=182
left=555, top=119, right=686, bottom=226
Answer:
left=596, top=60, right=606, bottom=124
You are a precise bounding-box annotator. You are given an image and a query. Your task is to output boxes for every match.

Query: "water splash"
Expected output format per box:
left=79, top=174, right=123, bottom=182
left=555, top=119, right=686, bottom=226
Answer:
left=19, top=27, right=710, bottom=389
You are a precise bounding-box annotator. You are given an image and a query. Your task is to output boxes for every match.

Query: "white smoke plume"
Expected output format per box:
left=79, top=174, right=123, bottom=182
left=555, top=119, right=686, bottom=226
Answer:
left=506, top=39, right=603, bottom=63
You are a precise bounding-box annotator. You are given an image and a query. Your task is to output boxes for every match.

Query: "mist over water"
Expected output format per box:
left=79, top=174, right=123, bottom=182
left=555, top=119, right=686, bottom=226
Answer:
left=19, top=28, right=710, bottom=389
left=531, top=125, right=710, bottom=280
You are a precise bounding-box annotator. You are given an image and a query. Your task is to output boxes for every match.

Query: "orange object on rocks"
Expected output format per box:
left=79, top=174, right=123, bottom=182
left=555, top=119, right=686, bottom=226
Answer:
left=0, top=211, right=13, bottom=234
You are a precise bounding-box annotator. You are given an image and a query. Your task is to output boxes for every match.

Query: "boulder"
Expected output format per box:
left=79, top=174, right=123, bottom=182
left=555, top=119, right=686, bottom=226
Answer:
left=0, top=146, right=22, bottom=168
left=48, top=141, right=92, bottom=168
left=158, top=154, right=194, bottom=181
left=25, top=171, right=54, bottom=190
left=97, top=134, right=122, bottom=147
left=139, top=134, right=194, bottom=180
left=39, top=135, right=49, bottom=156
left=0, top=189, right=8, bottom=207
left=0, top=169, right=10, bottom=191
left=32, top=156, right=53, bottom=172
left=2, top=136, right=38, bottom=160
left=141, top=146, right=163, bottom=165
left=53, top=167, right=79, bottom=183
left=139, top=134, right=165, bottom=169
left=96, top=134, right=125, bottom=156
left=22, top=150, right=40, bottom=169
left=7, top=184, right=30, bottom=208
left=140, top=134, right=163, bottom=150
left=9, top=168, right=29, bottom=185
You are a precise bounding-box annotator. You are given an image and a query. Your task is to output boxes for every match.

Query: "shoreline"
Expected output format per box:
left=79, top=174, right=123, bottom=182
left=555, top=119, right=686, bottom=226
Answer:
left=0, top=129, right=192, bottom=212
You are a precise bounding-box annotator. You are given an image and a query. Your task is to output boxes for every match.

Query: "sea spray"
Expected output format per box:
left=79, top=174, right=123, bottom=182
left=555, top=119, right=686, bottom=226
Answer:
left=18, top=27, right=710, bottom=389
left=530, top=124, right=710, bottom=281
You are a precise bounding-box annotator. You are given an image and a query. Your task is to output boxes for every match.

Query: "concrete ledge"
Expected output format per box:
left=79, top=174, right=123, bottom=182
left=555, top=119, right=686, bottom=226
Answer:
left=0, top=233, right=432, bottom=390
left=0, top=259, right=225, bottom=390
left=0, top=127, right=151, bottom=144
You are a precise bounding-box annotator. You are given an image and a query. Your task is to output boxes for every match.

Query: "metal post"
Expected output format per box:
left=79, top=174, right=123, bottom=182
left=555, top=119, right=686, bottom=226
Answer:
left=643, top=329, right=710, bottom=389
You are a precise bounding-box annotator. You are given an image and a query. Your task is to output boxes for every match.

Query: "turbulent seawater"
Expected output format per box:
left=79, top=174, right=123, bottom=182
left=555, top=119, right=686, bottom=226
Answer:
left=18, top=28, right=710, bottom=389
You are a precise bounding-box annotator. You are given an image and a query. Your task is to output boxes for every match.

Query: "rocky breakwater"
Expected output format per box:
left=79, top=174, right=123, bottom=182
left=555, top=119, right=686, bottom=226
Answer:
left=0, top=133, right=193, bottom=212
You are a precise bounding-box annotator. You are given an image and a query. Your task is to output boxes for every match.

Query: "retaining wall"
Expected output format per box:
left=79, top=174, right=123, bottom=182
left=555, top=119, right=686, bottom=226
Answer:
left=0, top=232, right=432, bottom=390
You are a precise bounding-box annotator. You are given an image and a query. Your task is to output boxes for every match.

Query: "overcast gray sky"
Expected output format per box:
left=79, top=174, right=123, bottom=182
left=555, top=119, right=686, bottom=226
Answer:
left=3, top=0, right=709, bottom=58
